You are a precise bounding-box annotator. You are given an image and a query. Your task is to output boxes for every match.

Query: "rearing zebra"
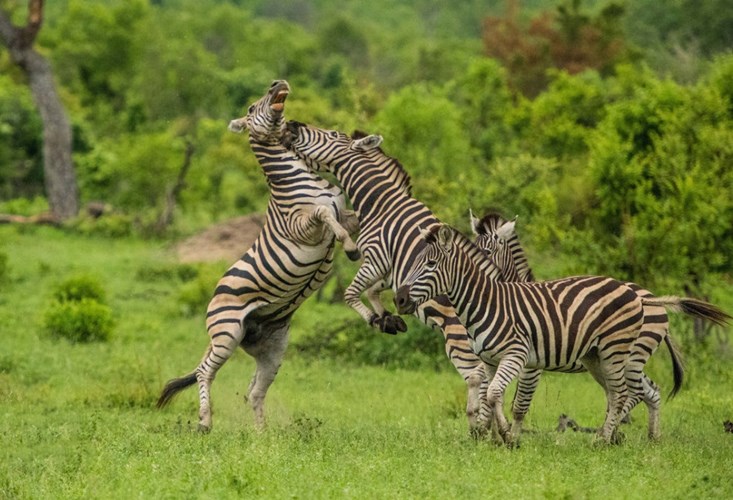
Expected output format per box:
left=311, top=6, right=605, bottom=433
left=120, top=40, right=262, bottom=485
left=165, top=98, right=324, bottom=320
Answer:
left=394, top=224, right=731, bottom=444
left=471, top=211, right=684, bottom=439
left=156, top=81, right=360, bottom=431
left=284, top=122, right=509, bottom=432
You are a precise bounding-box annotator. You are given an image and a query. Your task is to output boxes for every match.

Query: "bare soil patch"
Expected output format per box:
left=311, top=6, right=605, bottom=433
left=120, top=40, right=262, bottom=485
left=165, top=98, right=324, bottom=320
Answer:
left=175, top=213, right=265, bottom=263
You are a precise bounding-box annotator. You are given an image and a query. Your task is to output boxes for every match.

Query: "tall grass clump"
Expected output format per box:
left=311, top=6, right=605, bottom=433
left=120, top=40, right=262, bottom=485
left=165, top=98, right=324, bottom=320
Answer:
left=43, top=274, right=114, bottom=342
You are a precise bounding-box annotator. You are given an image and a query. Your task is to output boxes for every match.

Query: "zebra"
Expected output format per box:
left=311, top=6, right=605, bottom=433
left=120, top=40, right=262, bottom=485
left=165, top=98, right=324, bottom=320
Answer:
left=283, top=122, right=496, bottom=432
left=394, top=224, right=731, bottom=445
left=156, top=80, right=360, bottom=432
left=471, top=211, right=684, bottom=439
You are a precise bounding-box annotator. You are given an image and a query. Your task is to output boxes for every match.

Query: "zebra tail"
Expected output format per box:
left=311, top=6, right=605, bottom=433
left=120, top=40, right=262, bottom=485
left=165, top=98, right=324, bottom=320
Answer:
left=664, top=335, right=685, bottom=400
left=156, top=372, right=197, bottom=409
left=642, top=296, right=733, bottom=327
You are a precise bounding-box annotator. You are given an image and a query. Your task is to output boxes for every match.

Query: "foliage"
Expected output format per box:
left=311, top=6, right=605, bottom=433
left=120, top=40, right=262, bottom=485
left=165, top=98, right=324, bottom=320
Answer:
left=293, top=303, right=447, bottom=371
left=0, top=0, right=730, bottom=306
left=0, top=74, right=43, bottom=199
left=583, top=66, right=733, bottom=291
left=43, top=273, right=114, bottom=343
left=482, top=0, right=630, bottom=96
left=52, top=273, right=107, bottom=303
left=43, top=298, right=115, bottom=343
left=174, top=263, right=222, bottom=317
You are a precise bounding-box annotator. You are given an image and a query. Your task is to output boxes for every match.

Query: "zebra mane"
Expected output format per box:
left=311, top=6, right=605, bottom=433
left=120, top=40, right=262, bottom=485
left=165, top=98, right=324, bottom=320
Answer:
left=351, top=130, right=412, bottom=195
left=474, top=210, right=508, bottom=235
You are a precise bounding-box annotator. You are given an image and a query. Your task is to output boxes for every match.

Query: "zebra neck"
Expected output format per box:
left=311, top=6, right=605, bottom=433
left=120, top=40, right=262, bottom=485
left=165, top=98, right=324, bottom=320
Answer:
left=445, top=249, right=494, bottom=330
left=250, top=141, right=317, bottom=188
left=514, top=251, right=534, bottom=282
left=337, top=164, right=407, bottom=217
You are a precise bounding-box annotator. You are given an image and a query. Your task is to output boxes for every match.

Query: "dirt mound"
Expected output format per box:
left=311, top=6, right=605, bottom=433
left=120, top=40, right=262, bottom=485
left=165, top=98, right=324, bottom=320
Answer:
left=176, top=213, right=265, bottom=263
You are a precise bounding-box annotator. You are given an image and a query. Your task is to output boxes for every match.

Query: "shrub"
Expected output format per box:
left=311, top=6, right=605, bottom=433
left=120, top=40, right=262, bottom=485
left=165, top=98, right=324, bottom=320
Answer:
left=43, top=298, right=114, bottom=343
left=293, top=305, right=447, bottom=371
left=53, top=274, right=107, bottom=304
left=135, top=262, right=198, bottom=283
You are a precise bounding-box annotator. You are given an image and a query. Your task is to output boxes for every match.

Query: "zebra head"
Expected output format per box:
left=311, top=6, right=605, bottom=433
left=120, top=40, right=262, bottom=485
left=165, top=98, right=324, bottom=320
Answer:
left=395, top=224, right=456, bottom=315
left=470, top=210, right=519, bottom=279
left=471, top=210, right=533, bottom=282
left=283, top=120, right=383, bottom=172
left=228, top=80, right=290, bottom=144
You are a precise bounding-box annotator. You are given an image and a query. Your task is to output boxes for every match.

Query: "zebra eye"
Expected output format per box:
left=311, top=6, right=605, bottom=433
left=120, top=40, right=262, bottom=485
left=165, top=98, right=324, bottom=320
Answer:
left=248, top=105, right=255, bottom=113
left=426, top=260, right=437, bottom=269
left=329, top=131, right=339, bottom=139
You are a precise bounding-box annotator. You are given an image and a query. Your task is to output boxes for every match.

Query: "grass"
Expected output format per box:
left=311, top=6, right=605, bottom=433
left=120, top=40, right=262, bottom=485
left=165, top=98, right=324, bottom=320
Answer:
left=1, top=225, right=732, bottom=499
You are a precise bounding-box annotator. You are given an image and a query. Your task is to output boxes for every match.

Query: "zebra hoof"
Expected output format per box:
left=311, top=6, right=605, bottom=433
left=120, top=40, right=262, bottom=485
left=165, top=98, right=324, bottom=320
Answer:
left=197, top=423, right=211, bottom=434
left=345, top=248, right=361, bottom=261
left=374, top=313, right=407, bottom=335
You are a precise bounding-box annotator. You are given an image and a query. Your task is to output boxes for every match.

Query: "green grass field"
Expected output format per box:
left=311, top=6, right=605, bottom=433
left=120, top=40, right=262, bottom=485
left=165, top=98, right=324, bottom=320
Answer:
left=1, top=226, right=732, bottom=499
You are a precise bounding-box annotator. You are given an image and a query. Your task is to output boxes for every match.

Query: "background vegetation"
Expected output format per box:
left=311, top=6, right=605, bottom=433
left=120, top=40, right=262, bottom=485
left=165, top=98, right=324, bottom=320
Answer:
left=1, top=1, right=732, bottom=496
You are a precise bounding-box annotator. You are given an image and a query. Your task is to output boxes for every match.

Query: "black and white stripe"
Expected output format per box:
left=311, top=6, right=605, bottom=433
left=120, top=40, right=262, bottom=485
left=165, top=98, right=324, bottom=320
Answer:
left=157, top=81, right=359, bottom=431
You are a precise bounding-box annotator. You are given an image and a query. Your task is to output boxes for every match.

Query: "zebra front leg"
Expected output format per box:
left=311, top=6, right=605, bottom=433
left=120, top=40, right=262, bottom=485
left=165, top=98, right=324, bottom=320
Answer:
left=509, top=368, right=543, bottom=439
left=345, top=262, right=406, bottom=334
left=366, top=279, right=408, bottom=334
left=242, top=321, right=290, bottom=430
left=485, top=352, right=528, bottom=447
left=313, top=206, right=361, bottom=261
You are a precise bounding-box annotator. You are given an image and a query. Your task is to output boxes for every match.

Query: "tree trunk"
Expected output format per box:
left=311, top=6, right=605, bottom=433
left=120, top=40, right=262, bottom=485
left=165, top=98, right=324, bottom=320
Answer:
left=0, top=1, right=79, bottom=220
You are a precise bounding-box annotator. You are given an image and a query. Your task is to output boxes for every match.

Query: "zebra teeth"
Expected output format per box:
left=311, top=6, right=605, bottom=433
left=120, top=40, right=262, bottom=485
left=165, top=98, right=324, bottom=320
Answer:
left=270, top=90, right=289, bottom=112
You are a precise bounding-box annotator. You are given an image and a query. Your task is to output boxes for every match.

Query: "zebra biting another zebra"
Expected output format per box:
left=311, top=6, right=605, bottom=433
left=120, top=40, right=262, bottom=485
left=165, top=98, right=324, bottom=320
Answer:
left=471, top=211, right=685, bottom=440
left=156, top=81, right=360, bottom=431
left=394, top=224, right=731, bottom=445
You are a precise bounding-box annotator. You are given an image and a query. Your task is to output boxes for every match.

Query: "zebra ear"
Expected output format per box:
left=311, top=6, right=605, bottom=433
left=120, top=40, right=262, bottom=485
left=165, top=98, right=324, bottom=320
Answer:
left=419, top=227, right=432, bottom=242
left=436, top=225, right=454, bottom=252
left=352, top=134, right=383, bottom=152
left=496, top=219, right=516, bottom=241
left=469, top=209, right=481, bottom=235
left=228, top=117, right=247, bottom=133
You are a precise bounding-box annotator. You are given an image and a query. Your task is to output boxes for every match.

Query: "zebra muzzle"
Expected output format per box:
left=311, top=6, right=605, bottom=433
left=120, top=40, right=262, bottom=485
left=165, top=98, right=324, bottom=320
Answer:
left=394, top=285, right=416, bottom=315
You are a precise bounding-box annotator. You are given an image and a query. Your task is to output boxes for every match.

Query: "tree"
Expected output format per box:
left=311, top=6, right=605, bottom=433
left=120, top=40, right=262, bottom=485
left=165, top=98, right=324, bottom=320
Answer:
left=0, top=0, right=78, bottom=220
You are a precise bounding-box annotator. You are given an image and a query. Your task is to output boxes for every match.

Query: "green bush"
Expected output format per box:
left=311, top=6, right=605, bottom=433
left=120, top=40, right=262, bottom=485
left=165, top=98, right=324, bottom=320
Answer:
left=293, top=306, right=447, bottom=371
left=176, top=272, right=218, bottom=317
left=53, top=274, right=107, bottom=304
left=43, top=298, right=114, bottom=343
left=135, top=262, right=198, bottom=283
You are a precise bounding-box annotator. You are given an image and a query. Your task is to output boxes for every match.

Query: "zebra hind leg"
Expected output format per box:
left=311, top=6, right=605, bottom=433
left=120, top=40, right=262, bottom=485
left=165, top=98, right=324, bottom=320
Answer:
left=242, top=321, right=291, bottom=430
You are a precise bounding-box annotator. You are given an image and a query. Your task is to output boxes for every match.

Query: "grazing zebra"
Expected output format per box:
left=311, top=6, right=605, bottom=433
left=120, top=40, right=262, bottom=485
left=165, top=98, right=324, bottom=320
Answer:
left=283, top=122, right=495, bottom=432
left=394, top=224, right=731, bottom=444
left=471, top=211, right=684, bottom=439
left=156, top=81, right=360, bottom=431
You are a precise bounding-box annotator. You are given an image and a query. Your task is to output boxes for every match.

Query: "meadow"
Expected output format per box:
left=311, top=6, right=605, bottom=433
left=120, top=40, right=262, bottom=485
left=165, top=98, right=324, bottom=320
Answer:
left=1, top=225, right=732, bottom=499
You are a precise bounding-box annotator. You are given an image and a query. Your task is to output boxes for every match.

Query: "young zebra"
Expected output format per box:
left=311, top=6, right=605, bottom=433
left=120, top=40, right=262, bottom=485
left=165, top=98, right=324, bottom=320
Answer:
left=156, top=81, right=360, bottom=432
left=394, top=224, right=731, bottom=445
left=283, top=122, right=494, bottom=432
left=471, top=212, right=684, bottom=439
